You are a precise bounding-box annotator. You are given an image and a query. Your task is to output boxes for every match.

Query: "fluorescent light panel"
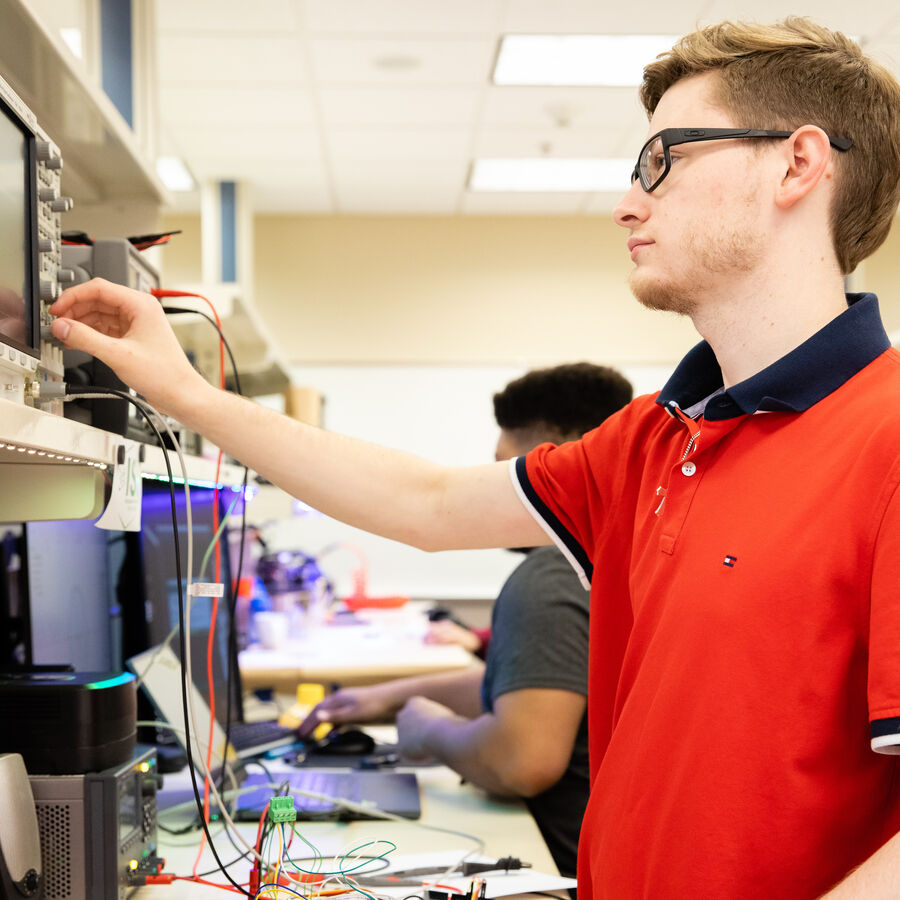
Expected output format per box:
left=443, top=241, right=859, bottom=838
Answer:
left=156, top=156, right=195, bottom=192
left=59, top=28, right=83, bottom=59
left=469, top=158, right=633, bottom=192
left=494, top=34, right=679, bottom=86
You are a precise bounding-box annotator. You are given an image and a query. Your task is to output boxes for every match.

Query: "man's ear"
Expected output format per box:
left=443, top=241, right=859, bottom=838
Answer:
left=774, top=125, right=833, bottom=209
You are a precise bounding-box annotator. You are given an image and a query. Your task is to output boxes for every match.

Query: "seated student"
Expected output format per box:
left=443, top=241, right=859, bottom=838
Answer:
left=301, top=362, right=633, bottom=881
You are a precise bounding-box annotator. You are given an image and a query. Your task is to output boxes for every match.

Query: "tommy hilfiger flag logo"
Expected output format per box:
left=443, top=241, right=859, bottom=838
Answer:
left=723, top=555, right=738, bottom=567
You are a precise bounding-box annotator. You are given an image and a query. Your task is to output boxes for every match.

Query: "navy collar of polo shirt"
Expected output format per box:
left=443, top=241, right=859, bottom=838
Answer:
left=657, top=293, right=891, bottom=422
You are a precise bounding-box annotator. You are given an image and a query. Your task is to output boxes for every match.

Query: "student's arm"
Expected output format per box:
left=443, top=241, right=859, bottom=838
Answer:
left=49, top=280, right=548, bottom=551
left=298, top=665, right=487, bottom=733
left=424, top=619, right=484, bottom=653
left=819, top=832, right=900, bottom=898
left=395, top=687, right=586, bottom=798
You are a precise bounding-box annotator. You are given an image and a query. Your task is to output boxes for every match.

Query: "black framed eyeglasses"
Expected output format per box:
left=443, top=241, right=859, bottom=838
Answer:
left=631, top=127, right=854, bottom=193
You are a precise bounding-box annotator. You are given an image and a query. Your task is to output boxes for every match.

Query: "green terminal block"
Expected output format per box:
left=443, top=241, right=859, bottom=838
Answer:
left=268, top=796, right=297, bottom=824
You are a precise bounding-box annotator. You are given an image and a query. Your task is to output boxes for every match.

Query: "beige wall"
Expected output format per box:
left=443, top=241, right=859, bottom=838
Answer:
left=860, top=225, right=900, bottom=340
left=160, top=212, right=900, bottom=367
left=160, top=213, right=700, bottom=367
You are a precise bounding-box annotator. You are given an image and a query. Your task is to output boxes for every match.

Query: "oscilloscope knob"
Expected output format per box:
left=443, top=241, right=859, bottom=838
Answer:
left=39, top=280, right=61, bottom=301
left=35, top=139, right=61, bottom=163
left=38, top=186, right=59, bottom=202
left=49, top=197, right=74, bottom=213
left=38, top=238, right=55, bottom=254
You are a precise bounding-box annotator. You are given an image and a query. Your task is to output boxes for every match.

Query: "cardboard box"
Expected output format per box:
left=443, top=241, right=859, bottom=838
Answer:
left=284, top=385, right=324, bottom=426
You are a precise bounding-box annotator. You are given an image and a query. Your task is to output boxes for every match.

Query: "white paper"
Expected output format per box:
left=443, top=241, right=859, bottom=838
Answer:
left=366, top=849, right=576, bottom=899
left=95, top=443, right=142, bottom=531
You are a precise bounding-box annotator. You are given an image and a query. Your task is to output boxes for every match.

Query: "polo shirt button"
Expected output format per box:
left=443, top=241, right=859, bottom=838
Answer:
left=681, top=462, right=697, bottom=476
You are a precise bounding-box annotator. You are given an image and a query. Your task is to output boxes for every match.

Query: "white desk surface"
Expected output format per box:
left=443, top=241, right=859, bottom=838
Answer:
left=133, top=765, right=563, bottom=898
left=239, top=606, right=475, bottom=690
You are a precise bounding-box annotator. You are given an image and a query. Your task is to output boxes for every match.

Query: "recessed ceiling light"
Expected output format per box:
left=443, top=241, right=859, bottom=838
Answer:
left=469, top=158, right=633, bottom=192
left=156, top=156, right=195, bottom=192
left=493, top=34, right=679, bottom=86
left=373, top=54, right=421, bottom=71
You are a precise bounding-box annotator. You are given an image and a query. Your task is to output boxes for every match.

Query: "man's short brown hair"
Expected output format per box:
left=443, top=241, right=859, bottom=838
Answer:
left=640, top=17, right=900, bottom=274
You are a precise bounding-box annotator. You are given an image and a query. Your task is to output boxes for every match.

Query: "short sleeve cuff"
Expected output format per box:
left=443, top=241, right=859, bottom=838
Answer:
left=870, top=718, right=900, bottom=754
left=508, top=456, right=592, bottom=590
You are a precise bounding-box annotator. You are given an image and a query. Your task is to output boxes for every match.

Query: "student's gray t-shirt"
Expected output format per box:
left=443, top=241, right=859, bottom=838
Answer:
left=481, top=545, right=590, bottom=881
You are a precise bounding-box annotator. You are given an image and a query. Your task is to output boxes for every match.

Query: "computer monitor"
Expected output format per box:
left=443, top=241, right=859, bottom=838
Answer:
left=120, top=485, right=242, bottom=728
left=24, top=519, right=118, bottom=671
left=0, top=519, right=120, bottom=673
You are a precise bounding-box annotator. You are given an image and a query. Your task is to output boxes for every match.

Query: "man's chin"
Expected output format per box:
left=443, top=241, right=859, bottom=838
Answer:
left=629, top=272, right=696, bottom=317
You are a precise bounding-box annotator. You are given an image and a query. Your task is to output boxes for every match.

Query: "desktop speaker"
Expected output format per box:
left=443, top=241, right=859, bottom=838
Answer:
left=0, top=671, right=137, bottom=774
left=0, top=753, right=43, bottom=898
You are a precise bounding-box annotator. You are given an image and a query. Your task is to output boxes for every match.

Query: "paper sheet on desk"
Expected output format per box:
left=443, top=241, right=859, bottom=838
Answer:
left=371, top=850, right=576, bottom=898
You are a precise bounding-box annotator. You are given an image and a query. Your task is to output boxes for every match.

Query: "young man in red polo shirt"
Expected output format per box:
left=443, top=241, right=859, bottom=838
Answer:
left=50, top=16, right=900, bottom=899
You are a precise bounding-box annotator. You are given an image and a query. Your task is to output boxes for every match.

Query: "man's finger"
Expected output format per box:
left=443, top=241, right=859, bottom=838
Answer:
left=50, top=277, right=143, bottom=317
left=50, top=317, right=120, bottom=362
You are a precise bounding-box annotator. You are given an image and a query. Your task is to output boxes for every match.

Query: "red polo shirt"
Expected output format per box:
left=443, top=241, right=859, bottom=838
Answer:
left=512, top=294, right=900, bottom=898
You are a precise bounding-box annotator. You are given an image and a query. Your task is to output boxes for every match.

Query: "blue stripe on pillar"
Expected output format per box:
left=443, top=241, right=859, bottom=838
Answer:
left=100, top=0, right=134, bottom=127
left=220, top=181, right=237, bottom=282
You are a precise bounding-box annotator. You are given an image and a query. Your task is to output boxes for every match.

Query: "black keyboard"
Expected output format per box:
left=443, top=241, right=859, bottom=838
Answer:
left=228, top=719, right=296, bottom=751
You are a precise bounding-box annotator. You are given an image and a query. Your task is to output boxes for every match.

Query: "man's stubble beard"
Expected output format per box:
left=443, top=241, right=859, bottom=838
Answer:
left=629, top=206, right=766, bottom=317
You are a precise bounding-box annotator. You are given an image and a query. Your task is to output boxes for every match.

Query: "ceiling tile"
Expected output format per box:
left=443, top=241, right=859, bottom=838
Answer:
left=161, top=180, right=333, bottom=215
left=159, top=87, right=318, bottom=127
left=332, top=158, right=466, bottom=212
left=320, top=87, right=481, bottom=126
left=332, top=158, right=468, bottom=189
left=480, top=86, right=644, bottom=129
left=473, top=125, right=628, bottom=158
left=305, top=0, right=504, bottom=35
left=701, top=2, right=897, bottom=39
left=310, top=37, right=495, bottom=86
left=502, top=1, right=703, bottom=34
left=327, top=127, right=472, bottom=162
left=156, top=0, right=299, bottom=32
left=152, top=2, right=900, bottom=217
left=157, top=35, right=307, bottom=85
left=169, top=126, right=323, bottom=166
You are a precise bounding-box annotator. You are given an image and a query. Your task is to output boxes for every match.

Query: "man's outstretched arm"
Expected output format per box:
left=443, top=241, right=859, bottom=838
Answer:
left=820, top=830, right=900, bottom=898
left=49, top=279, right=548, bottom=552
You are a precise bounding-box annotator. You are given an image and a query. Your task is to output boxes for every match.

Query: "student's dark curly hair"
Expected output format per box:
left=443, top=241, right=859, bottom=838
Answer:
left=493, top=363, right=633, bottom=442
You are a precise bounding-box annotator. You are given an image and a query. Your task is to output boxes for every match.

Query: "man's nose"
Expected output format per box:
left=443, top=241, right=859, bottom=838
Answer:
left=613, top=179, right=650, bottom=229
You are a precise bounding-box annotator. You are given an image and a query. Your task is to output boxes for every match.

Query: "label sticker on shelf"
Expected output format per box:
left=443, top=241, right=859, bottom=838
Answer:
left=189, top=582, right=225, bottom=597
left=95, top=443, right=142, bottom=531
